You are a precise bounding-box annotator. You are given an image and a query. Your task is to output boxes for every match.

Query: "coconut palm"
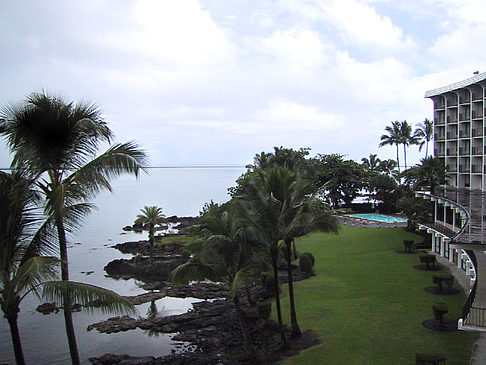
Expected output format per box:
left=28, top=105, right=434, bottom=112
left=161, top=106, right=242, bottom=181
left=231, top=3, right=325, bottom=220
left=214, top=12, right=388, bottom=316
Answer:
left=379, top=121, right=402, bottom=172
left=281, top=194, right=338, bottom=337
left=0, top=171, right=135, bottom=365
left=0, top=92, right=147, bottom=365
left=361, top=154, right=382, bottom=172
left=170, top=205, right=260, bottom=359
left=414, top=118, right=434, bottom=158
left=399, top=120, right=420, bottom=170
left=135, top=206, right=167, bottom=257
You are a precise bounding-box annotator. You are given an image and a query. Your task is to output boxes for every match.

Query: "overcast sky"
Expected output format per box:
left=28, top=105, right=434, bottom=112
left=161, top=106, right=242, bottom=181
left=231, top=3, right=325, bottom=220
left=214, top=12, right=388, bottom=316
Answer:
left=1, top=0, right=485, bottom=168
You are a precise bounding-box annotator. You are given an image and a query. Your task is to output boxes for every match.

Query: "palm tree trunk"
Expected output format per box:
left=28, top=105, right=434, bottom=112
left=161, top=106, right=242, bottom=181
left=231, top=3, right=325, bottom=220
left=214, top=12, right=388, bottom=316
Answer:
left=425, top=141, right=429, bottom=159
left=245, top=286, right=256, bottom=305
left=56, top=217, right=80, bottom=365
left=233, top=295, right=255, bottom=359
left=7, top=314, right=25, bottom=365
left=403, top=144, right=407, bottom=170
left=395, top=144, right=400, bottom=173
left=292, top=239, right=297, bottom=260
left=271, top=246, right=289, bottom=349
left=285, top=238, right=301, bottom=338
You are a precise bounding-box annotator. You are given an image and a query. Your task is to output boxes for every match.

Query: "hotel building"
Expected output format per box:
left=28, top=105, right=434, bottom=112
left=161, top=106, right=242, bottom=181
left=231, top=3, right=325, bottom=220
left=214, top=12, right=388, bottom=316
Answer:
left=416, top=72, right=486, bottom=331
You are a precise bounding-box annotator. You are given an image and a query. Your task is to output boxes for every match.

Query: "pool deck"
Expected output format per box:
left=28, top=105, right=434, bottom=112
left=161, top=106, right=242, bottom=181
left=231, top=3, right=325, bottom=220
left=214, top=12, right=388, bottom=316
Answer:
left=338, top=215, right=408, bottom=228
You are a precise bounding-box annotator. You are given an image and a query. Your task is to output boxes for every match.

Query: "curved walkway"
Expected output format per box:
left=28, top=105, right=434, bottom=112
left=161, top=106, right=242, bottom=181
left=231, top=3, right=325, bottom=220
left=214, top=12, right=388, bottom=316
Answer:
left=431, top=252, right=486, bottom=365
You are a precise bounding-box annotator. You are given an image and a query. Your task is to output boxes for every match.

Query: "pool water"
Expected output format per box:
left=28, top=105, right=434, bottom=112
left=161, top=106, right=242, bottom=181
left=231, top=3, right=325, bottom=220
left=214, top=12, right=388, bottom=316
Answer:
left=349, top=213, right=408, bottom=223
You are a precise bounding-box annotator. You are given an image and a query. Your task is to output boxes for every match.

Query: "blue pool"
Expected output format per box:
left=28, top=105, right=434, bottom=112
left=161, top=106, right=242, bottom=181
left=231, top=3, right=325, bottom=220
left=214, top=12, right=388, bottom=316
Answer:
left=349, top=213, right=408, bottom=223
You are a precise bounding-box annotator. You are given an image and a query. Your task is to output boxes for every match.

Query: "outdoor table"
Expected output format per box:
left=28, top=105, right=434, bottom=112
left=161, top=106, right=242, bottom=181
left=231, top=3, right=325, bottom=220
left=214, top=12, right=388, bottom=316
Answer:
left=432, top=302, right=449, bottom=327
left=420, top=254, right=436, bottom=270
left=415, top=353, right=446, bottom=365
left=404, top=240, right=415, bottom=253
left=433, top=273, right=454, bottom=291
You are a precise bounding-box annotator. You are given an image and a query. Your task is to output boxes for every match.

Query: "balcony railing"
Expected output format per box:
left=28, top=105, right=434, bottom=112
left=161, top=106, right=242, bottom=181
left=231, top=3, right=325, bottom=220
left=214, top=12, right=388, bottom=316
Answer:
left=472, top=164, right=482, bottom=173
left=472, top=147, right=482, bottom=155
left=447, top=116, right=458, bottom=123
left=435, top=134, right=445, bottom=141
left=435, top=150, right=445, bottom=157
left=447, top=148, right=457, bottom=155
left=459, top=113, right=470, bottom=121
left=459, top=130, right=470, bottom=138
left=459, top=148, right=470, bottom=156
left=446, top=165, right=457, bottom=172
left=447, top=132, right=458, bottom=139
left=459, top=96, right=471, bottom=104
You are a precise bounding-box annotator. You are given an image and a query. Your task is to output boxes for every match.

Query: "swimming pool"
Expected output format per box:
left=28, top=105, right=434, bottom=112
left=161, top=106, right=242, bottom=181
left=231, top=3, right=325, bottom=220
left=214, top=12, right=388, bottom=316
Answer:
left=348, top=213, right=408, bottom=223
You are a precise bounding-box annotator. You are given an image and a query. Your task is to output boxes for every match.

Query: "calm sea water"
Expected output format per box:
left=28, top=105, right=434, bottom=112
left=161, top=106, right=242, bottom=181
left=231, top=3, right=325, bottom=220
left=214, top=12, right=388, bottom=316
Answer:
left=0, top=167, right=244, bottom=365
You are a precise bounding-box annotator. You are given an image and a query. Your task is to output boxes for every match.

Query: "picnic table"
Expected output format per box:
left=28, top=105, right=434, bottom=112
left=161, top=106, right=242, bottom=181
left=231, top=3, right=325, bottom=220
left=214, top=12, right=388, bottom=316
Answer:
left=404, top=240, right=415, bottom=253
left=433, top=273, right=454, bottom=292
left=420, top=254, right=437, bottom=270
left=432, top=302, right=449, bottom=327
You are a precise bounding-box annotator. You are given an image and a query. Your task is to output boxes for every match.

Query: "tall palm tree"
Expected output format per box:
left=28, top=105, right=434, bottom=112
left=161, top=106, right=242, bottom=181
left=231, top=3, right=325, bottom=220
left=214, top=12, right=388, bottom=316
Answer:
left=399, top=120, right=419, bottom=170
left=170, top=205, right=260, bottom=359
left=414, top=118, right=434, bottom=158
left=281, top=195, right=338, bottom=337
left=0, top=92, right=147, bottom=365
left=135, top=206, right=166, bottom=257
left=379, top=121, right=402, bottom=172
left=0, top=172, right=135, bottom=365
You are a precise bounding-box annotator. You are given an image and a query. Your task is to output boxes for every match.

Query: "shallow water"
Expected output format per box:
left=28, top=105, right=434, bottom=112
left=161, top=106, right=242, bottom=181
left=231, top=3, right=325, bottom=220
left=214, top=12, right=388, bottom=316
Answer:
left=0, top=167, right=244, bottom=364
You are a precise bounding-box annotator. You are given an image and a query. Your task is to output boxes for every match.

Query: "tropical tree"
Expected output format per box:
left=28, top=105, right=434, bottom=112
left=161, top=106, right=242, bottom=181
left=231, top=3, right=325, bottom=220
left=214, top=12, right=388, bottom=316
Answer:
left=135, top=206, right=166, bottom=257
left=0, top=172, right=135, bottom=365
left=170, top=204, right=260, bottom=359
left=281, top=196, right=338, bottom=337
left=402, top=156, right=446, bottom=193
left=361, top=154, right=381, bottom=172
left=0, top=92, right=147, bottom=365
left=379, top=121, right=402, bottom=172
left=398, top=120, right=419, bottom=170
left=414, top=118, right=434, bottom=158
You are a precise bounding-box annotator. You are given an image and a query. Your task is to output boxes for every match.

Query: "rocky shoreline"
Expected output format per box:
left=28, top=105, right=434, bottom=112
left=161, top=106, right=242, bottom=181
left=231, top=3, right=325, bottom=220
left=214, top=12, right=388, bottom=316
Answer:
left=87, top=218, right=320, bottom=364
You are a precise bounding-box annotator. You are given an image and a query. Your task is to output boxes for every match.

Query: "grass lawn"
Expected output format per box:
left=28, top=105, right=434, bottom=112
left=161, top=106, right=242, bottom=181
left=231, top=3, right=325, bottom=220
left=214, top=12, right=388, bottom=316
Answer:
left=279, top=225, right=475, bottom=365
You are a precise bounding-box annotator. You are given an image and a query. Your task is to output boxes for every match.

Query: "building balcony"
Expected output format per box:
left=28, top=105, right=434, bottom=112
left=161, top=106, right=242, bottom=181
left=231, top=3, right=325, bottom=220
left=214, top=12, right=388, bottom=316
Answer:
left=459, top=113, right=470, bottom=121
left=472, top=165, right=482, bottom=173
left=435, top=150, right=445, bottom=157
left=472, top=147, right=482, bottom=155
left=459, top=165, right=470, bottom=172
left=435, top=118, right=445, bottom=125
left=447, top=116, right=458, bottom=123
left=447, top=165, right=458, bottom=172
left=459, top=131, right=470, bottom=138
left=459, top=96, right=471, bottom=104
left=447, top=148, right=457, bottom=155
left=472, top=111, right=483, bottom=119
left=447, top=132, right=458, bottom=139
left=435, top=134, right=445, bottom=141
left=472, top=129, right=483, bottom=137
left=459, top=148, right=470, bottom=156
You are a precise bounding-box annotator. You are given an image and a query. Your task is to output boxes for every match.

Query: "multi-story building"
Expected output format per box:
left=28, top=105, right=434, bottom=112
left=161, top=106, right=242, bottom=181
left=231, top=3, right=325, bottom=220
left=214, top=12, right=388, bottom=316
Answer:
left=416, top=72, right=486, bottom=331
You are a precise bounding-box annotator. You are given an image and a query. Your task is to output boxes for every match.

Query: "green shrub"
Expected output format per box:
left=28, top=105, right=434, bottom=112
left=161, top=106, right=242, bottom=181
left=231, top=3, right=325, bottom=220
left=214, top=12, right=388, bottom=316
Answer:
left=257, top=301, right=272, bottom=320
left=299, top=252, right=315, bottom=276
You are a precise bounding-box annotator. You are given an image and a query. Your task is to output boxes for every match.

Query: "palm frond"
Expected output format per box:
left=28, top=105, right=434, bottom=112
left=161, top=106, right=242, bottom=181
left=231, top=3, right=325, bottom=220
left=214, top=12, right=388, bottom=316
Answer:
left=169, top=258, right=221, bottom=286
left=13, top=256, right=58, bottom=298
left=42, top=281, right=136, bottom=316
left=67, top=141, right=148, bottom=197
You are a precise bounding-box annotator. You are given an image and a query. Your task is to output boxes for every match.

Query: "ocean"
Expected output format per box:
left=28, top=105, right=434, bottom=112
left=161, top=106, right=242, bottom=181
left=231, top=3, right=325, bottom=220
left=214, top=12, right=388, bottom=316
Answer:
left=0, top=167, right=245, bottom=365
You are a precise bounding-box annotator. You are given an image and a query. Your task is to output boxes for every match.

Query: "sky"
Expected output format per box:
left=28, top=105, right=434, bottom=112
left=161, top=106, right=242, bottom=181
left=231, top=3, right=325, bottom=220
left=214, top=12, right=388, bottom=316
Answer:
left=1, top=0, right=486, bottom=168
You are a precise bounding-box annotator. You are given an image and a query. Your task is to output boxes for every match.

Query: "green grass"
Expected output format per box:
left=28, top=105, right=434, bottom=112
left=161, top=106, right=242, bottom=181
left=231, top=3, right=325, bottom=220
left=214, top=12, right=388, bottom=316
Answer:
left=278, top=225, right=474, bottom=365
left=155, top=234, right=198, bottom=246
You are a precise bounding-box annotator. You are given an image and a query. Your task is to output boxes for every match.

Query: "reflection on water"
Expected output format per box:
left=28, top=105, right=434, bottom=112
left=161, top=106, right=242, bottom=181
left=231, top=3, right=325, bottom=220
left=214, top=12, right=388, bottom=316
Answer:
left=0, top=168, right=244, bottom=365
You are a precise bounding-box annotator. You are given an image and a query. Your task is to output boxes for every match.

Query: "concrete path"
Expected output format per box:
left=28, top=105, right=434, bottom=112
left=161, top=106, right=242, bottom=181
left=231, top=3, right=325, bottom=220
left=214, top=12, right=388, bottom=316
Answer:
left=432, top=253, right=486, bottom=364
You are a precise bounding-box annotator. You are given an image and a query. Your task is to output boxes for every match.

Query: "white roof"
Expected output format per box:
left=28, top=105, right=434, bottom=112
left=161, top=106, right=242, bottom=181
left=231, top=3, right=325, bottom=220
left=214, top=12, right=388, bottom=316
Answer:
left=425, top=72, right=486, bottom=97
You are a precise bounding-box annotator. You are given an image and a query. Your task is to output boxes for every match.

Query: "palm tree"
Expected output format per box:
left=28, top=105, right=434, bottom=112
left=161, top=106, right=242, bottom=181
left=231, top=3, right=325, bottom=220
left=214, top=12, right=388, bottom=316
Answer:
left=170, top=205, right=260, bottom=359
left=361, top=154, right=382, bottom=172
left=399, top=120, right=419, bottom=170
left=0, top=172, right=135, bottom=365
left=281, top=195, right=338, bottom=337
left=414, top=118, right=434, bottom=158
left=135, top=206, right=167, bottom=257
left=379, top=121, right=402, bottom=173
left=0, top=92, right=147, bottom=365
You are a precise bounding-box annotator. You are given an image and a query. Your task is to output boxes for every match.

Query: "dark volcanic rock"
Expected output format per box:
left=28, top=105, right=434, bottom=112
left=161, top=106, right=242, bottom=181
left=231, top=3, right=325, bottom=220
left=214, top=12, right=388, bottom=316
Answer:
left=36, top=302, right=59, bottom=315
left=104, top=256, right=187, bottom=282
left=113, top=241, right=186, bottom=256
left=89, top=353, right=229, bottom=365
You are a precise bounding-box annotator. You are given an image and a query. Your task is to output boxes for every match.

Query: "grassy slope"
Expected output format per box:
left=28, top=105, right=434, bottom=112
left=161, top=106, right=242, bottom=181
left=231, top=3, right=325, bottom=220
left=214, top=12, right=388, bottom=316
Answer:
left=280, top=225, right=474, bottom=365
